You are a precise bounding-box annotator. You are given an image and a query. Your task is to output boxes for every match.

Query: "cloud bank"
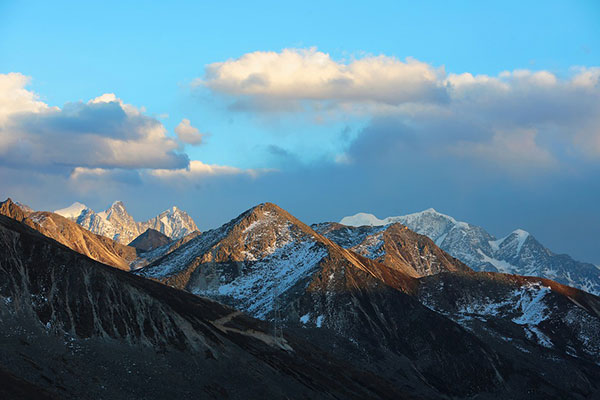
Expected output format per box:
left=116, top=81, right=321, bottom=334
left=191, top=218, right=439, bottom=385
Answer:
left=198, top=49, right=600, bottom=169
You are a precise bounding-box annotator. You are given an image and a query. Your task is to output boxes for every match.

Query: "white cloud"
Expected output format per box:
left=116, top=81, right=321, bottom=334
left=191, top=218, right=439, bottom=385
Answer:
left=0, top=74, right=188, bottom=170
left=175, top=118, right=204, bottom=145
left=198, top=48, right=447, bottom=109
left=0, top=73, right=53, bottom=124
left=197, top=50, right=600, bottom=164
left=149, top=160, right=265, bottom=181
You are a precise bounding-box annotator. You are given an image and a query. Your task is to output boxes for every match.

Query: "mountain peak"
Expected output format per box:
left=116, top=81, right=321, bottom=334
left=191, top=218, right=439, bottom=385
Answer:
left=110, top=200, right=126, bottom=209
left=340, top=212, right=386, bottom=227
left=55, top=202, right=89, bottom=219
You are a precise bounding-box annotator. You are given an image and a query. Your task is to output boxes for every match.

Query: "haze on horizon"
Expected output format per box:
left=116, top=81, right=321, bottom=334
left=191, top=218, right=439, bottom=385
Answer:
left=0, top=1, right=599, bottom=264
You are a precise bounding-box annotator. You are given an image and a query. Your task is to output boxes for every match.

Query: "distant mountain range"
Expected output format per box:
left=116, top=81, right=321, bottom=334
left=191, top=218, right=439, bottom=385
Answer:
left=340, top=209, right=600, bottom=296
left=55, top=201, right=198, bottom=245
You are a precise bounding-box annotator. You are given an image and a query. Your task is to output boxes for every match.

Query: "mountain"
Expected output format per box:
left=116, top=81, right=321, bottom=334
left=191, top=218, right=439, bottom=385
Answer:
left=341, top=208, right=600, bottom=295
left=140, top=206, right=198, bottom=240
left=136, top=202, right=600, bottom=398
left=129, top=228, right=171, bottom=252
left=0, top=214, right=406, bottom=400
left=313, top=222, right=471, bottom=278
left=55, top=201, right=198, bottom=245
left=129, top=231, right=202, bottom=271
left=1, top=198, right=136, bottom=270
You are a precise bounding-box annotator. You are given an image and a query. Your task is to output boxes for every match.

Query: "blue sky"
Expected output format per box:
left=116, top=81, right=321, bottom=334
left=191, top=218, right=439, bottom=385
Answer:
left=1, top=1, right=599, bottom=263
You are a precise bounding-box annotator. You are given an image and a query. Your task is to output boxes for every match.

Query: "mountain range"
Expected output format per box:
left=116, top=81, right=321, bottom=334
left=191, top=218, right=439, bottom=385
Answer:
left=1, top=198, right=599, bottom=398
left=55, top=201, right=198, bottom=245
left=340, top=209, right=600, bottom=296
left=136, top=202, right=600, bottom=399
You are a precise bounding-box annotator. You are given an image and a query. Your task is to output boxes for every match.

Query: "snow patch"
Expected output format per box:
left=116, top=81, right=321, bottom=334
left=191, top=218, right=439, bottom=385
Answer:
left=54, top=202, right=88, bottom=219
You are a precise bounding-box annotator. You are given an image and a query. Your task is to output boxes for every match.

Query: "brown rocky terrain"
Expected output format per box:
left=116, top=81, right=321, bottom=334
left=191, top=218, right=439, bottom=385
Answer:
left=314, top=221, right=471, bottom=277
left=0, top=199, right=136, bottom=270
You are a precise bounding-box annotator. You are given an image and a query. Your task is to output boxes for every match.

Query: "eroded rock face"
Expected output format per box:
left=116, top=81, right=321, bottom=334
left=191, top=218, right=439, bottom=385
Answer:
left=0, top=215, right=405, bottom=400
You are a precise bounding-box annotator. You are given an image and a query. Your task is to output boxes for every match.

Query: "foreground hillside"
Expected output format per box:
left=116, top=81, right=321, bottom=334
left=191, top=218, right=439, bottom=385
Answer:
left=0, top=215, right=404, bottom=399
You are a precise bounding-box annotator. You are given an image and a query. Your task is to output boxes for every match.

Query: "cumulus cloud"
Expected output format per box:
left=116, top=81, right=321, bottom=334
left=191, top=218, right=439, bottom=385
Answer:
left=0, top=73, right=52, bottom=124
left=197, top=48, right=448, bottom=110
left=175, top=118, right=204, bottom=145
left=0, top=74, right=188, bottom=171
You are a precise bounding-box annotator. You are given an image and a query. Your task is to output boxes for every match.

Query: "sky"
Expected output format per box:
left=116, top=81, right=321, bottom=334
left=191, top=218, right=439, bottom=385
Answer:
left=1, top=1, right=599, bottom=264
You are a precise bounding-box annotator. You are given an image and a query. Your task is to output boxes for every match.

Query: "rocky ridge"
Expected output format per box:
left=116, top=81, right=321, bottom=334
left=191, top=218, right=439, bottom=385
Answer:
left=56, top=201, right=198, bottom=245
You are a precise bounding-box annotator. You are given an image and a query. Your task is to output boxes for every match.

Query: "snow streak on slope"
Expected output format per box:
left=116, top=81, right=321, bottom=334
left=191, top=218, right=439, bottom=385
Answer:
left=195, top=241, right=327, bottom=319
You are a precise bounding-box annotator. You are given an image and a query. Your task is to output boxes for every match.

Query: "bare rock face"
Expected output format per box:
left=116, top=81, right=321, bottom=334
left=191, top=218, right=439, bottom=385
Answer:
left=0, top=198, right=29, bottom=222
left=0, top=215, right=407, bottom=400
left=1, top=199, right=136, bottom=270
left=314, top=221, right=471, bottom=277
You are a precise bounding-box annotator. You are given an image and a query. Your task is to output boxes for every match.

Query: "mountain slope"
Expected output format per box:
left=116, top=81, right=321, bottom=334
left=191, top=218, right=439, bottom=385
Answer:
left=0, top=214, right=406, bottom=400
left=313, top=222, right=471, bottom=278
left=136, top=203, right=528, bottom=398
left=1, top=199, right=136, bottom=270
left=341, top=208, right=600, bottom=295
left=129, top=228, right=171, bottom=252
left=139, top=203, right=600, bottom=399
left=56, top=201, right=198, bottom=244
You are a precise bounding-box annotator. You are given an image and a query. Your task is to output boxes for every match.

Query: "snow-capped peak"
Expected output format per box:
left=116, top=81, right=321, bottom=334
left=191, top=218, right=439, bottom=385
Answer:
left=54, top=202, right=89, bottom=219
left=340, top=212, right=387, bottom=227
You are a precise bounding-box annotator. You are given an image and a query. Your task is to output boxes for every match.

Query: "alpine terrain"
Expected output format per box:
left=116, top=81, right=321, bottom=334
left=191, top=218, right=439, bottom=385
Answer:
left=340, top=209, right=600, bottom=296
left=55, top=201, right=198, bottom=245
left=136, top=202, right=600, bottom=399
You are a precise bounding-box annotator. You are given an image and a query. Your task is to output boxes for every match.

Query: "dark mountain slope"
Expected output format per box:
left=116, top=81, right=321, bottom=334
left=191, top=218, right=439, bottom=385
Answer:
left=129, top=228, right=171, bottom=252
left=0, top=214, right=407, bottom=400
